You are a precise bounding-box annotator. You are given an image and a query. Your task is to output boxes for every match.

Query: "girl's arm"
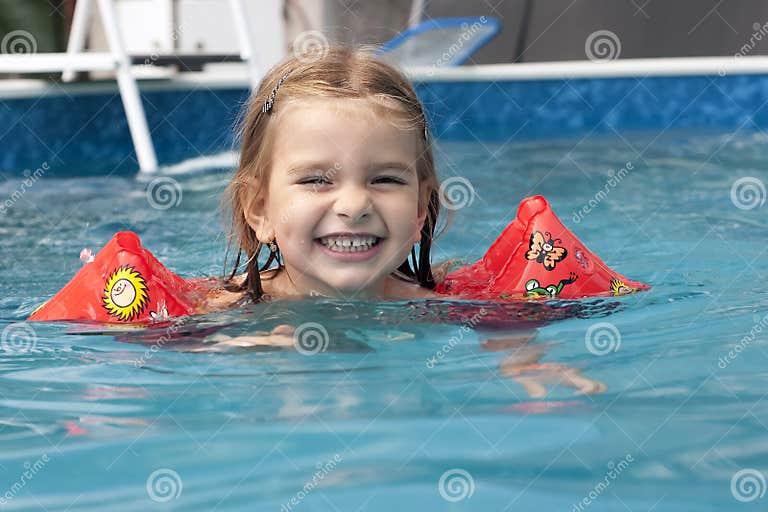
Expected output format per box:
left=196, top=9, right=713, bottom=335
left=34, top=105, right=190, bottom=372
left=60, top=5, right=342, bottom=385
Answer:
left=188, top=324, right=296, bottom=352
left=478, top=329, right=606, bottom=397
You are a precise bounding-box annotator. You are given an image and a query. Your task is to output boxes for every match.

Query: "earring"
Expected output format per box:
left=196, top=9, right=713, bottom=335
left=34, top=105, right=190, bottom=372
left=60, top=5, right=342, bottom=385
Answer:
left=268, top=240, right=278, bottom=253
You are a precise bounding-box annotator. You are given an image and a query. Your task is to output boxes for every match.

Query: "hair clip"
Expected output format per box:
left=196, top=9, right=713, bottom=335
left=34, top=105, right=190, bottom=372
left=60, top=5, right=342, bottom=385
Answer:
left=262, top=72, right=290, bottom=114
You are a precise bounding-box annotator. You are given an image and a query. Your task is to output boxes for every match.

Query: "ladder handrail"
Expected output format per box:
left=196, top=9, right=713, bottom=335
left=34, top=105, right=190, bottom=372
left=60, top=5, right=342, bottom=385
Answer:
left=96, top=0, right=158, bottom=173
left=61, top=0, right=93, bottom=82
left=229, top=0, right=261, bottom=89
left=0, top=53, right=115, bottom=73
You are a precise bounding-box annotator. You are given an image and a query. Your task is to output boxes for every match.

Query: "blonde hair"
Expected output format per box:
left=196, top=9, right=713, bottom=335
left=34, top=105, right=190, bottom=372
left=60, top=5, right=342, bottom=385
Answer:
left=221, top=45, right=443, bottom=301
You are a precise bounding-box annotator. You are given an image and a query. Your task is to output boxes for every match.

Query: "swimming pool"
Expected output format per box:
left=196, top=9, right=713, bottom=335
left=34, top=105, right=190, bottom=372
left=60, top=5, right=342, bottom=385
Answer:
left=1, top=73, right=768, bottom=509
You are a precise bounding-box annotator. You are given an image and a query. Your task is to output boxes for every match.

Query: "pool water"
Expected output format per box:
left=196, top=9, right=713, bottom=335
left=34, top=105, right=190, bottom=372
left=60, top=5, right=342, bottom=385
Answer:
left=1, top=132, right=767, bottom=510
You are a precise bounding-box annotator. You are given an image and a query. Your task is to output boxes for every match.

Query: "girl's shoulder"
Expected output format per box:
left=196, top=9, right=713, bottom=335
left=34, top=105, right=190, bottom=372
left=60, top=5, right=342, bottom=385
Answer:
left=199, top=269, right=281, bottom=312
left=388, top=271, right=443, bottom=300
left=198, top=278, right=243, bottom=313
left=399, top=282, right=442, bottom=300
left=387, top=260, right=456, bottom=300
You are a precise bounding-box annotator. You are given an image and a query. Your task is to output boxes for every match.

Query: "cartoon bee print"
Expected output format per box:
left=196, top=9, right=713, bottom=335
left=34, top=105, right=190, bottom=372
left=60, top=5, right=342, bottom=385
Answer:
left=526, top=231, right=568, bottom=271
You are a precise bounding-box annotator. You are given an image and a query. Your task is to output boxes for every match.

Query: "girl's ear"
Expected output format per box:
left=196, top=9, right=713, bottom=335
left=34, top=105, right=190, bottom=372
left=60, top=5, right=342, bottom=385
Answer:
left=244, top=185, right=275, bottom=242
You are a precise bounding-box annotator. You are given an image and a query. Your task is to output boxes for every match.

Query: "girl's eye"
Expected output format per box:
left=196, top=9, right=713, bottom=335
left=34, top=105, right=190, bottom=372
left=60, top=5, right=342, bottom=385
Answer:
left=297, top=176, right=407, bottom=186
left=372, top=176, right=407, bottom=185
left=298, top=177, right=329, bottom=185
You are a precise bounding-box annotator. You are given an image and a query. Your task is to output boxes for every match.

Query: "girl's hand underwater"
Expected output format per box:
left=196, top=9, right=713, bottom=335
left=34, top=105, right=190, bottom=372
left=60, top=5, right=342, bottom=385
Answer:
left=481, top=331, right=607, bottom=398
left=500, top=359, right=607, bottom=398
left=191, top=325, right=296, bottom=351
left=191, top=323, right=606, bottom=397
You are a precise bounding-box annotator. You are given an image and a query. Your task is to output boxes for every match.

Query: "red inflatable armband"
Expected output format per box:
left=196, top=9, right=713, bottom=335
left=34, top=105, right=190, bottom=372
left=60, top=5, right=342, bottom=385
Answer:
left=28, top=231, right=208, bottom=323
left=28, top=196, right=648, bottom=323
left=436, top=195, right=649, bottom=300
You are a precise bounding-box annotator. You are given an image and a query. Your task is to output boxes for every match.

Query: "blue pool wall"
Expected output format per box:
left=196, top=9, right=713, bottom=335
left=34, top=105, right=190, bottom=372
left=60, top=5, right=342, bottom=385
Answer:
left=0, top=73, right=766, bottom=176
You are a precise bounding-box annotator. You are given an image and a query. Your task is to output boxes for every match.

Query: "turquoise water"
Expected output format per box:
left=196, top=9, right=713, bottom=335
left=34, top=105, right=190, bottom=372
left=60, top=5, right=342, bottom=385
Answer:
left=1, top=132, right=767, bottom=510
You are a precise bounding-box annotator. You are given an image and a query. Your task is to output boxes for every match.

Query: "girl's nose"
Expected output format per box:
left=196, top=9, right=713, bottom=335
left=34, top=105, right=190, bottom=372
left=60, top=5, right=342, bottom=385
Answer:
left=333, top=185, right=372, bottom=222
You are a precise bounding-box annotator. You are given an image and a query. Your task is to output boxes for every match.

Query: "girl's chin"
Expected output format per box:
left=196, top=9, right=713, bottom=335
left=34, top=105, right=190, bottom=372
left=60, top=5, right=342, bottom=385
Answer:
left=316, top=274, right=386, bottom=297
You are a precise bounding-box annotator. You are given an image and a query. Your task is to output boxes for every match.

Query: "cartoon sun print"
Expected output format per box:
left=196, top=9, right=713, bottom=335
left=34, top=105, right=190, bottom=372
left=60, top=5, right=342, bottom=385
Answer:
left=610, top=277, right=637, bottom=296
left=102, top=266, right=149, bottom=321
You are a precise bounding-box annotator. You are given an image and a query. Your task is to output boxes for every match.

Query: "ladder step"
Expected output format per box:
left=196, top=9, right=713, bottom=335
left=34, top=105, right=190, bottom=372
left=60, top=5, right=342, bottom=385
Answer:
left=131, top=54, right=244, bottom=71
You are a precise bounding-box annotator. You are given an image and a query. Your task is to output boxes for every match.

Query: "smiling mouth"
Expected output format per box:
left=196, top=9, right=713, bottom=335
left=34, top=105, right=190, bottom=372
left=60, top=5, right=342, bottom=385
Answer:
left=315, top=235, right=383, bottom=253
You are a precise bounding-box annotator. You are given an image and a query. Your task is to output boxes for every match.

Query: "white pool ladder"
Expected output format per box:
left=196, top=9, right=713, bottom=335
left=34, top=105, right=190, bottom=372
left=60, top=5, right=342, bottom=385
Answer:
left=0, top=0, right=262, bottom=174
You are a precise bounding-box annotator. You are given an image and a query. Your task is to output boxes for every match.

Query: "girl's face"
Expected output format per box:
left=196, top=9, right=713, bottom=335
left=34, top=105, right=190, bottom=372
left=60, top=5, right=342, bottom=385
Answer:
left=247, top=97, right=428, bottom=299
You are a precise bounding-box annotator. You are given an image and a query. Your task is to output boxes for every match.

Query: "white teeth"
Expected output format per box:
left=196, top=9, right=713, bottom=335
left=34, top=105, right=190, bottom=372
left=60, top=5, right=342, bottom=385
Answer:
left=318, top=236, right=380, bottom=252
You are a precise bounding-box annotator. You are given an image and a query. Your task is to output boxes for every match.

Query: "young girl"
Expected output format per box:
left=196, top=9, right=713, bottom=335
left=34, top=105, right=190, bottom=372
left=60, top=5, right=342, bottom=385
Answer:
left=209, top=45, right=450, bottom=308
left=198, top=45, right=605, bottom=396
